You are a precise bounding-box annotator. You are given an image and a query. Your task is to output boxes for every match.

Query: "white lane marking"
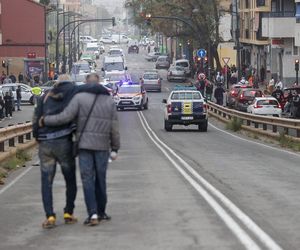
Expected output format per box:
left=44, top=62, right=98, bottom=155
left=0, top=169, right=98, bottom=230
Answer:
left=209, top=122, right=300, bottom=158
left=137, top=112, right=261, bottom=250
left=139, top=111, right=283, bottom=250
left=0, top=165, right=34, bottom=195
left=165, top=87, right=170, bottom=91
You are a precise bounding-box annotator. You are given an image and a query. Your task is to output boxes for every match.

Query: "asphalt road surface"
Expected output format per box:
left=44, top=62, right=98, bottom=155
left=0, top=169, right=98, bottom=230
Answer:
left=0, top=48, right=300, bottom=250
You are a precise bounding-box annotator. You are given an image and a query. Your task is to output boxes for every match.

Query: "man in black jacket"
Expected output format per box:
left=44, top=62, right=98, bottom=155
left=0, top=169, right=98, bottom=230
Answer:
left=33, top=74, right=109, bottom=229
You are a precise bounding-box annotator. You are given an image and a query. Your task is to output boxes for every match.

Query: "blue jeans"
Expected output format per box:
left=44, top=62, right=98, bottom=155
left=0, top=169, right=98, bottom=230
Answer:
left=16, top=98, right=21, bottom=110
left=39, top=137, right=77, bottom=218
left=79, top=149, right=109, bottom=217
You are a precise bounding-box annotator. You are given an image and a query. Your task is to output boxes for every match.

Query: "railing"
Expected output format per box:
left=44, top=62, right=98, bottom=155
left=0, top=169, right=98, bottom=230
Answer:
left=0, top=122, right=36, bottom=162
left=261, top=11, right=295, bottom=18
left=207, top=102, right=300, bottom=140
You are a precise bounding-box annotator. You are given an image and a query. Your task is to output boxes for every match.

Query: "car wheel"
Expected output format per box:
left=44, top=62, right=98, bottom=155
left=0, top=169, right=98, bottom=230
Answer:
left=198, top=120, right=208, bottom=132
left=164, top=120, right=173, bottom=131
left=144, top=100, right=148, bottom=110
left=29, top=96, right=35, bottom=105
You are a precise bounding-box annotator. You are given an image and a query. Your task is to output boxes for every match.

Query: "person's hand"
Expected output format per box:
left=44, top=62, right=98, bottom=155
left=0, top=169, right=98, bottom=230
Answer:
left=39, top=116, right=44, bottom=127
left=110, top=151, right=118, bottom=161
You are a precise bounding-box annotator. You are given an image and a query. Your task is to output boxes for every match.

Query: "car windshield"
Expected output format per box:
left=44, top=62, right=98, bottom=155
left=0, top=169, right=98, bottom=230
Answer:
left=158, top=58, right=166, bottom=62
left=176, top=62, right=188, bottom=67
left=170, top=66, right=184, bottom=71
left=244, top=90, right=263, bottom=97
left=171, top=92, right=202, bottom=100
left=119, top=86, right=141, bottom=94
left=143, top=73, right=158, bottom=80
left=109, top=50, right=122, bottom=55
left=108, top=75, right=128, bottom=81
left=257, top=99, right=278, bottom=105
left=105, top=62, right=124, bottom=71
left=72, top=64, right=90, bottom=74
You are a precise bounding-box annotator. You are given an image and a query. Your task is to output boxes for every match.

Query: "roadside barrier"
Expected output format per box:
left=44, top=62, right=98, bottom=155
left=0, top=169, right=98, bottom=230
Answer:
left=207, top=101, right=300, bottom=140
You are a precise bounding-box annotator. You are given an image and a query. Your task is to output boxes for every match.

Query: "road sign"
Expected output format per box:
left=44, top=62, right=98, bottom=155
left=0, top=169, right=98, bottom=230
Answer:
left=222, top=57, right=230, bottom=65
left=197, top=49, right=206, bottom=58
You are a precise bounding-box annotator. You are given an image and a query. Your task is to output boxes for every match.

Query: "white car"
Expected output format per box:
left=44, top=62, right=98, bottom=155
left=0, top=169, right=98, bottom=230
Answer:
left=1, top=83, right=34, bottom=104
left=247, top=97, right=282, bottom=117
left=99, top=36, right=113, bottom=44
left=80, top=36, right=98, bottom=43
left=174, top=59, right=191, bottom=77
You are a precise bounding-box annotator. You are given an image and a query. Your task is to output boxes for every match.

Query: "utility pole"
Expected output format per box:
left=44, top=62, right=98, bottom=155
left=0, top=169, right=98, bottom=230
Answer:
left=56, top=0, right=59, bottom=73
left=234, top=0, right=241, bottom=80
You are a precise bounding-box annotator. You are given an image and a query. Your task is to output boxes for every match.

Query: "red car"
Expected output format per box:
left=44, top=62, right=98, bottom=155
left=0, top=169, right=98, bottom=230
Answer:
left=234, top=89, right=264, bottom=112
left=227, top=84, right=252, bottom=107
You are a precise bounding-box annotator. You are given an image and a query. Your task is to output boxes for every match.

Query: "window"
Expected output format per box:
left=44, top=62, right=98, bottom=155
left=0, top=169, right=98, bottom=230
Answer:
left=293, top=39, right=298, bottom=56
left=245, top=0, right=249, bottom=8
left=257, top=0, right=266, bottom=7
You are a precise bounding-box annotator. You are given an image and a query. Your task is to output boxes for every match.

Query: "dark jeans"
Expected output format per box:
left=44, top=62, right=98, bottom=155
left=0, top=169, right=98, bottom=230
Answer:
left=16, top=98, right=21, bottom=110
left=5, top=105, right=12, bottom=117
left=216, top=98, right=223, bottom=106
left=39, top=137, right=77, bottom=218
left=79, top=149, right=109, bottom=217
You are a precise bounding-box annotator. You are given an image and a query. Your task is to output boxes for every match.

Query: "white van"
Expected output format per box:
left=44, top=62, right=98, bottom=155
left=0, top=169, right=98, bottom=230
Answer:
left=86, top=43, right=100, bottom=58
left=80, top=36, right=98, bottom=43
left=174, top=59, right=191, bottom=77
left=111, top=34, right=130, bottom=44
left=102, top=56, right=127, bottom=77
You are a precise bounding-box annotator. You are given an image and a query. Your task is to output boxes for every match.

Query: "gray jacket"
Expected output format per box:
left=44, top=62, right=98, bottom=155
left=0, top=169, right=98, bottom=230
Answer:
left=44, top=93, right=120, bottom=151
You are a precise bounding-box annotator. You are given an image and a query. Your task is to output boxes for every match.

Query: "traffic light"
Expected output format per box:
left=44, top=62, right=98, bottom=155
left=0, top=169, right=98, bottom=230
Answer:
left=112, top=17, right=116, bottom=27
left=295, top=59, right=299, bottom=72
left=2, top=60, right=6, bottom=68
left=145, top=13, right=152, bottom=26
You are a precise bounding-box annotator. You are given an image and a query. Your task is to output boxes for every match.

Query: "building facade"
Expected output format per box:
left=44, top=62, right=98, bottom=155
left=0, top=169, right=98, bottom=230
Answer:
left=0, top=0, right=46, bottom=77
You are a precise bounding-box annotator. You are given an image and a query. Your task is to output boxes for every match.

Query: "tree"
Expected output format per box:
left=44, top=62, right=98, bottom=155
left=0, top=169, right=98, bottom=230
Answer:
left=40, top=0, right=50, bottom=5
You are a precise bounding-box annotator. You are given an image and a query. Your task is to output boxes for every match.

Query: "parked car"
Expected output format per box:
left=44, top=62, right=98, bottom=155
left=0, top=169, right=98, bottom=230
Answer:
left=99, top=36, right=113, bottom=44
left=247, top=97, right=282, bottom=117
left=174, top=59, right=191, bottom=77
left=128, top=44, right=139, bottom=54
left=142, top=70, right=162, bottom=92
left=227, top=84, right=252, bottom=107
left=155, top=56, right=170, bottom=69
left=145, top=52, right=161, bottom=62
left=167, top=66, right=186, bottom=82
left=80, top=35, right=97, bottom=43
left=234, top=89, right=264, bottom=112
left=1, top=83, right=34, bottom=105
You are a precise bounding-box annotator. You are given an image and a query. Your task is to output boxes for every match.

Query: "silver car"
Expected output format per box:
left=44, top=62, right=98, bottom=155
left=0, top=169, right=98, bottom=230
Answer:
left=142, top=71, right=162, bottom=92
left=167, top=66, right=186, bottom=82
left=155, top=56, right=170, bottom=69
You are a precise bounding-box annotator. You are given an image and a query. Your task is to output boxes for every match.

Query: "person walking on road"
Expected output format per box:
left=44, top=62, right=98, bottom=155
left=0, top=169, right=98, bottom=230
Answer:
left=42, top=73, right=120, bottom=227
left=214, top=84, right=225, bottom=106
left=16, top=85, right=22, bottom=111
left=33, top=74, right=110, bottom=229
left=0, top=96, right=5, bottom=120
left=18, top=72, right=24, bottom=83
left=3, top=76, right=12, bottom=84
left=4, top=91, right=13, bottom=118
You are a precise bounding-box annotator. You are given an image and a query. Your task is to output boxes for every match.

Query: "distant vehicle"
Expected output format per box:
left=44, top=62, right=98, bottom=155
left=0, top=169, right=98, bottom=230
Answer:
left=234, top=89, right=264, bottom=112
left=108, top=48, right=124, bottom=58
left=99, top=36, right=113, bottom=44
left=86, top=43, right=100, bottom=59
left=114, top=82, right=148, bottom=110
left=81, top=51, right=96, bottom=61
left=162, top=86, right=208, bottom=131
left=71, top=61, right=91, bottom=82
left=145, top=52, right=161, bottom=62
left=167, top=66, right=186, bottom=82
left=247, top=97, right=282, bottom=117
left=128, top=44, right=139, bottom=54
left=142, top=70, right=162, bottom=92
left=99, top=45, right=105, bottom=54
left=80, top=35, right=97, bottom=43
left=1, top=83, right=34, bottom=105
left=105, top=72, right=131, bottom=86
left=227, top=84, right=252, bottom=107
left=102, top=56, right=127, bottom=77
left=156, top=56, right=170, bottom=69
left=174, top=59, right=191, bottom=77
left=111, top=34, right=130, bottom=44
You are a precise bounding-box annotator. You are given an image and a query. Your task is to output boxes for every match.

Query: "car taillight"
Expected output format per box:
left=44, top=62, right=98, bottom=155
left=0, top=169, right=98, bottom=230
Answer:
left=240, top=93, right=244, bottom=99
left=254, top=104, right=263, bottom=108
left=167, top=104, right=172, bottom=113
left=203, top=103, right=207, bottom=111
left=277, top=103, right=282, bottom=109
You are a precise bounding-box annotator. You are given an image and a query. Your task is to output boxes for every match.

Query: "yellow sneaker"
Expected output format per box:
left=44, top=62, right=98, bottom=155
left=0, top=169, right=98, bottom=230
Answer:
left=42, top=216, right=56, bottom=229
left=64, top=213, right=78, bottom=224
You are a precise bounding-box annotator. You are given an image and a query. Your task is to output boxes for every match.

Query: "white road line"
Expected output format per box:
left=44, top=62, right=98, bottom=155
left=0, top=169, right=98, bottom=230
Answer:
left=208, top=122, right=300, bottom=158
left=137, top=112, right=261, bottom=250
left=138, top=111, right=283, bottom=250
left=0, top=165, right=34, bottom=195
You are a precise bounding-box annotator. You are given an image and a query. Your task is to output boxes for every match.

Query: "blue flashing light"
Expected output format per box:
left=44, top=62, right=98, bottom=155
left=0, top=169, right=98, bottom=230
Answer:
left=173, top=85, right=197, bottom=91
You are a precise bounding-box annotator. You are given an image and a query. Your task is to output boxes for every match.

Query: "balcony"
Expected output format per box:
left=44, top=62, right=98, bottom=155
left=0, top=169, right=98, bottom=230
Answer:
left=262, top=12, right=295, bottom=38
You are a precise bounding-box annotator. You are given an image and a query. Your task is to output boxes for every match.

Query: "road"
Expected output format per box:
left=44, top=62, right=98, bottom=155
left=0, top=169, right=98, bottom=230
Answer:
left=1, top=48, right=300, bottom=250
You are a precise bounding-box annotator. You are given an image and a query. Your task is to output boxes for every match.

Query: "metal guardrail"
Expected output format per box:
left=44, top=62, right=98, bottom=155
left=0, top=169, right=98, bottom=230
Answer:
left=207, top=101, right=300, bottom=139
left=0, top=122, right=35, bottom=161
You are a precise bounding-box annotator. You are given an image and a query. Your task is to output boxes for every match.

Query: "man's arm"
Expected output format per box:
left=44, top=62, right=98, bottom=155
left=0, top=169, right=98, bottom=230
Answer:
left=43, top=95, right=80, bottom=126
left=32, top=96, right=44, bottom=139
left=110, top=100, right=120, bottom=152
left=75, top=83, right=110, bottom=95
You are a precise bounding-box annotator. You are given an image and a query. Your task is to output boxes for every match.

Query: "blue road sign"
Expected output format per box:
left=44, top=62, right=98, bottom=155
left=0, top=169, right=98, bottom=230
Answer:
left=197, top=49, right=206, bottom=58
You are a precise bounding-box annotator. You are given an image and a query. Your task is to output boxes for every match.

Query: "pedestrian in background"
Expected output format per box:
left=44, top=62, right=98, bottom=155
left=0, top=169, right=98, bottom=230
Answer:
left=18, top=72, right=24, bottom=83
left=1, top=71, right=6, bottom=84
left=16, top=85, right=22, bottom=111
left=42, top=73, right=120, bottom=227
left=9, top=73, right=16, bottom=83
left=3, top=76, right=12, bottom=84
left=0, top=96, right=5, bottom=120
left=214, top=84, right=225, bottom=106
left=4, top=91, right=13, bottom=118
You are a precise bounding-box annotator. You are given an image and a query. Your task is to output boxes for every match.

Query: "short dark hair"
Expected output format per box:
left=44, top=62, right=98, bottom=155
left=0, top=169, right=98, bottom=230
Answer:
left=86, top=73, right=100, bottom=82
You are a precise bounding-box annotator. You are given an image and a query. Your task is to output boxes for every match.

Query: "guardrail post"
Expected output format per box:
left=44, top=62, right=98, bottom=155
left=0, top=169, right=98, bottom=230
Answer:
left=263, top=124, right=267, bottom=130
left=223, top=112, right=226, bottom=118
left=284, top=128, right=289, bottom=135
left=273, top=125, right=277, bottom=133
left=18, top=135, right=24, bottom=144
left=246, top=120, right=251, bottom=126
left=0, top=142, right=4, bottom=152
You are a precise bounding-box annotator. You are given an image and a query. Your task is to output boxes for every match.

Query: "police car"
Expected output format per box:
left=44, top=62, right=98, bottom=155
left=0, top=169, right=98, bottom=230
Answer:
left=162, top=86, right=208, bottom=131
left=114, top=82, right=149, bottom=110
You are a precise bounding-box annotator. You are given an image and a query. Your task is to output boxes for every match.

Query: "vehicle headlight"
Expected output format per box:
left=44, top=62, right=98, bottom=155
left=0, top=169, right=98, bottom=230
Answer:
left=133, top=96, right=141, bottom=101
left=114, top=96, right=120, bottom=101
